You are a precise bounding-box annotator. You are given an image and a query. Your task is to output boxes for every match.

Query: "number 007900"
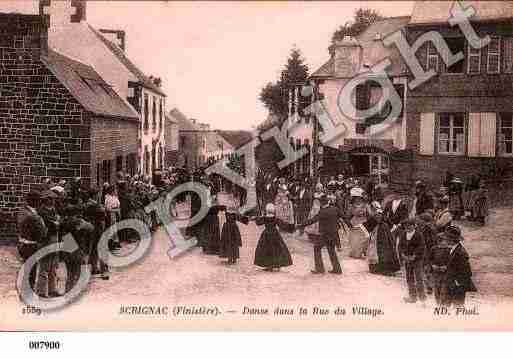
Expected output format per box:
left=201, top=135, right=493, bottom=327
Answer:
left=28, top=341, right=61, bottom=350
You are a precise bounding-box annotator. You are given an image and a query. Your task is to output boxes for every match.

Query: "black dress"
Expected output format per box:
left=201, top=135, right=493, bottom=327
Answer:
left=202, top=205, right=226, bottom=255
left=254, top=216, right=294, bottom=269
left=219, top=212, right=249, bottom=261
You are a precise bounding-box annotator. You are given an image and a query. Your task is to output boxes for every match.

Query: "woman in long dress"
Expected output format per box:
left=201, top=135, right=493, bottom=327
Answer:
left=363, top=207, right=400, bottom=275
left=348, top=187, right=370, bottom=258
left=219, top=204, right=249, bottom=265
left=304, top=184, right=323, bottom=241
left=253, top=203, right=295, bottom=272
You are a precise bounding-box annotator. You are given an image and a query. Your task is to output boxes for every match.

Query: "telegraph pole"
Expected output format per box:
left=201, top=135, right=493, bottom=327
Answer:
left=311, top=81, right=321, bottom=183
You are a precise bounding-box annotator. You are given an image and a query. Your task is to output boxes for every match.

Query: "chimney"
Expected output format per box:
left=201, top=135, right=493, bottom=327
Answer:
left=99, top=29, right=126, bottom=51
left=39, top=0, right=87, bottom=26
left=0, top=13, right=48, bottom=58
left=70, top=0, right=87, bottom=22
left=331, top=36, right=362, bottom=76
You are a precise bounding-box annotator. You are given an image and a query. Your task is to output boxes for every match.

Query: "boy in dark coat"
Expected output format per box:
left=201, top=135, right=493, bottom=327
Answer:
left=443, top=226, right=477, bottom=307
left=398, top=219, right=426, bottom=303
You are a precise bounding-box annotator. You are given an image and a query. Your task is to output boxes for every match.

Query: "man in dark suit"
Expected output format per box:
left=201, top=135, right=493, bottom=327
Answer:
left=17, top=190, right=48, bottom=294
left=398, top=219, right=426, bottom=303
left=415, top=181, right=434, bottom=217
left=299, top=194, right=342, bottom=275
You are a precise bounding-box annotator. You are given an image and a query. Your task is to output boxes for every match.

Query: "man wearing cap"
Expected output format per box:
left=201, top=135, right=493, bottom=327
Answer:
left=299, top=194, right=343, bottom=275
left=443, top=226, right=476, bottom=307
left=17, top=191, right=48, bottom=294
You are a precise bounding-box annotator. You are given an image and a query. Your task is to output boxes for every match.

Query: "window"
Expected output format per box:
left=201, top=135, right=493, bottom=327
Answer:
left=355, top=123, right=367, bottom=134
left=116, top=155, right=123, bottom=172
left=487, top=36, right=501, bottom=73
left=102, top=159, right=112, bottom=184
left=427, top=42, right=439, bottom=72
left=355, top=83, right=370, bottom=111
left=444, top=37, right=465, bottom=73
left=144, top=146, right=150, bottom=175
left=152, top=96, right=157, bottom=132
left=96, top=163, right=100, bottom=186
left=438, top=113, right=465, bottom=155
left=159, top=99, right=163, bottom=133
left=127, top=87, right=135, bottom=98
left=144, top=94, right=149, bottom=132
left=499, top=112, right=513, bottom=155
left=467, top=42, right=481, bottom=74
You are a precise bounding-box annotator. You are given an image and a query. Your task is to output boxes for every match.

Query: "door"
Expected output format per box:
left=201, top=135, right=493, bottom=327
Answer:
left=350, top=154, right=370, bottom=177
left=370, top=154, right=389, bottom=185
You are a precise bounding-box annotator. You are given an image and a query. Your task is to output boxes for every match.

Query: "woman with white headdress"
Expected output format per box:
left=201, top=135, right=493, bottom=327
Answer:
left=304, top=183, right=324, bottom=240
left=253, top=203, right=295, bottom=272
left=274, top=177, right=294, bottom=225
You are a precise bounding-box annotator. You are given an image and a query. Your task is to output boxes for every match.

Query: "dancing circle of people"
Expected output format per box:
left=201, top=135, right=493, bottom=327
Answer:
left=17, top=165, right=487, bottom=309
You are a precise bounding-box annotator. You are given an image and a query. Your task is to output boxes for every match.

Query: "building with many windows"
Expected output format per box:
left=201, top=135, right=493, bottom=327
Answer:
left=46, top=0, right=166, bottom=180
left=405, top=0, right=513, bottom=185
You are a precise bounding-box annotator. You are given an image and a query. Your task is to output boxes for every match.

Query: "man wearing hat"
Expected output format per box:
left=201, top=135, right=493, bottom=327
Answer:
left=299, top=193, right=343, bottom=275
left=17, top=190, right=48, bottom=294
left=435, top=195, right=452, bottom=233
left=38, top=189, right=62, bottom=297
left=412, top=180, right=434, bottom=219
left=398, top=218, right=426, bottom=303
left=442, top=225, right=476, bottom=307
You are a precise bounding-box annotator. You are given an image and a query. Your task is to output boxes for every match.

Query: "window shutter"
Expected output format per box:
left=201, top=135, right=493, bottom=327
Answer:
left=419, top=113, right=435, bottom=155
left=503, top=37, right=513, bottom=73
left=468, top=113, right=481, bottom=156
left=479, top=113, right=496, bottom=157
left=487, top=36, right=501, bottom=73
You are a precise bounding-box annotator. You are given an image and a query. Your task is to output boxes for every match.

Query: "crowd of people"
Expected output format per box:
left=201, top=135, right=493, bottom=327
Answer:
left=16, top=163, right=487, bottom=308
left=249, top=170, right=486, bottom=307
left=16, top=167, right=192, bottom=299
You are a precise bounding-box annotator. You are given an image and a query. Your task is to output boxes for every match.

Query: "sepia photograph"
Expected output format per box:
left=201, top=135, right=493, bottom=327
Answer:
left=0, top=0, right=513, bottom=343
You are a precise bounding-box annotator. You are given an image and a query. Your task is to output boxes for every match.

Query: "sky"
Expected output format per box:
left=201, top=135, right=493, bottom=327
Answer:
left=1, top=1, right=413, bottom=131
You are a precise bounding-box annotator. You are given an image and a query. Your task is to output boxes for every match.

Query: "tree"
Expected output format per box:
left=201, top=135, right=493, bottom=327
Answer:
left=331, top=8, right=384, bottom=45
left=259, top=48, right=309, bottom=126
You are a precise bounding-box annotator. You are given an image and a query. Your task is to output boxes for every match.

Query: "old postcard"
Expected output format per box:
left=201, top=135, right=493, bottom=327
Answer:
left=1, top=0, right=513, bottom=332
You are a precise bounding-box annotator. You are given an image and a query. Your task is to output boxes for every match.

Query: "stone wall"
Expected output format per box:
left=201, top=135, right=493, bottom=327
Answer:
left=90, top=117, right=139, bottom=186
left=0, top=14, right=90, bottom=241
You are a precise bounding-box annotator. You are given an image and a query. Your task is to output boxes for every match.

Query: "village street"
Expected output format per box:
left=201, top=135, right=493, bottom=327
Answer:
left=1, top=193, right=513, bottom=330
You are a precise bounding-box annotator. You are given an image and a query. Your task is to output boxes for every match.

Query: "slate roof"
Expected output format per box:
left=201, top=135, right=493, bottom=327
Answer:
left=217, top=130, right=253, bottom=149
left=42, top=49, right=139, bottom=121
left=88, top=24, right=166, bottom=97
left=311, top=16, right=410, bottom=79
left=204, top=131, right=234, bottom=154
left=409, top=1, right=513, bottom=25
left=168, top=108, right=202, bottom=132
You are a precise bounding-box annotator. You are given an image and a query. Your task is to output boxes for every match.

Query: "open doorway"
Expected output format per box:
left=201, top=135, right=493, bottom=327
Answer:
left=350, top=152, right=389, bottom=184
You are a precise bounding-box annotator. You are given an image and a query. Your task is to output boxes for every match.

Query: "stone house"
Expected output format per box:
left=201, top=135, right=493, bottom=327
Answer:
left=0, top=13, right=139, bottom=241
left=405, top=1, right=513, bottom=185
left=305, top=16, right=410, bottom=183
left=45, top=0, right=167, bottom=178
left=169, top=108, right=204, bottom=172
